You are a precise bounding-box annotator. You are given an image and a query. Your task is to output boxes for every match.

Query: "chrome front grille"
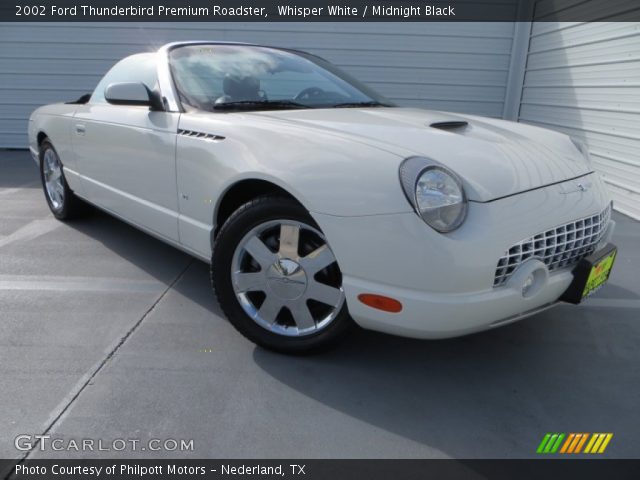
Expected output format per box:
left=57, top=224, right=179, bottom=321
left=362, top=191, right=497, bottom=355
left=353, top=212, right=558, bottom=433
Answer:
left=493, top=205, right=611, bottom=287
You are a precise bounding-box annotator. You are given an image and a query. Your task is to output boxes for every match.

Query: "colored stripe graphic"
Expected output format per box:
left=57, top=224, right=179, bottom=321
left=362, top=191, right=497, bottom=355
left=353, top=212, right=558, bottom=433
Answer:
left=584, top=434, right=598, bottom=453
left=591, top=434, right=606, bottom=453
left=567, top=433, right=583, bottom=453
left=544, top=434, right=559, bottom=453
left=536, top=433, right=552, bottom=454
left=598, top=434, right=613, bottom=453
left=537, top=433, right=565, bottom=454
left=550, top=433, right=565, bottom=453
left=560, top=433, right=575, bottom=453
left=585, top=433, right=613, bottom=454
left=574, top=433, right=589, bottom=453
left=539, top=433, right=613, bottom=454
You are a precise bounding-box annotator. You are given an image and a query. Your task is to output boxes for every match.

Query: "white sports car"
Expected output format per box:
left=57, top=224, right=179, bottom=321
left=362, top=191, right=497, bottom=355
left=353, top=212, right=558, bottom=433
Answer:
left=29, top=41, right=617, bottom=353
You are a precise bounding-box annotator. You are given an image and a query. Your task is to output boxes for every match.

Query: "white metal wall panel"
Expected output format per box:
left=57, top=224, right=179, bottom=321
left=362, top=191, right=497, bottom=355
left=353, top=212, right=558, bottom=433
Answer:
left=0, top=21, right=515, bottom=148
left=519, top=19, right=640, bottom=220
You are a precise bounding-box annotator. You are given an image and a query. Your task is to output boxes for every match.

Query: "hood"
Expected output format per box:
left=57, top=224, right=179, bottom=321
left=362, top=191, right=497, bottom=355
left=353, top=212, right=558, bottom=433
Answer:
left=254, top=108, right=591, bottom=202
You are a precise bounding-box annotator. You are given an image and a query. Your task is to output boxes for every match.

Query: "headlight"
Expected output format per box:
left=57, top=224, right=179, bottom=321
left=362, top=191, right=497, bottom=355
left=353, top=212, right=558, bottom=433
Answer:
left=399, top=157, right=468, bottom=233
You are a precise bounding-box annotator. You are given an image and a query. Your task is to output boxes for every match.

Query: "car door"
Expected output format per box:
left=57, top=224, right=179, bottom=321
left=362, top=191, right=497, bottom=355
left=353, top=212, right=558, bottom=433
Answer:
left=72, top=53, right=180, bottom=242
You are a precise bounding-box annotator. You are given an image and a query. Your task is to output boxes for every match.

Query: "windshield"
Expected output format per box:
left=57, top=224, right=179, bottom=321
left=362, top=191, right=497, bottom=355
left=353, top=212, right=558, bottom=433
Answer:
left=168, top=44, right=394, bottom=111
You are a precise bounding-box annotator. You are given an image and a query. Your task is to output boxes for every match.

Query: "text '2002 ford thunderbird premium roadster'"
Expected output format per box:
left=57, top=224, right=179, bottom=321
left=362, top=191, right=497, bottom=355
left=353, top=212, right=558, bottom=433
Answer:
left=29, top=41, right=617, bottom=353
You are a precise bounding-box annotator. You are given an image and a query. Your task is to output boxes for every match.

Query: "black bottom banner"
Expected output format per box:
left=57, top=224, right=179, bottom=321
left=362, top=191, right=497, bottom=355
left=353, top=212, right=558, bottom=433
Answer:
left=2, top=459, right=639, bottom=480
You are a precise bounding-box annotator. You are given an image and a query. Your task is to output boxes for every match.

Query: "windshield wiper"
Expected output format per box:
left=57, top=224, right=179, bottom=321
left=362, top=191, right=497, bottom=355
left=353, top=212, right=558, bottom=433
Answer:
left=332, top=101, right=392, bottom=108
left=212, top=100, right=311, bottom=111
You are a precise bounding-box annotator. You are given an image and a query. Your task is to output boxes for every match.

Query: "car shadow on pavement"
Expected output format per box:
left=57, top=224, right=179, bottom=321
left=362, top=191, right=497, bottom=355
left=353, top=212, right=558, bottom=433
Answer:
left=252, top=301, right=640, bottom=458
left=65, top=207, right=224, bottom=317
left=593, top=282, right=639, bottom=299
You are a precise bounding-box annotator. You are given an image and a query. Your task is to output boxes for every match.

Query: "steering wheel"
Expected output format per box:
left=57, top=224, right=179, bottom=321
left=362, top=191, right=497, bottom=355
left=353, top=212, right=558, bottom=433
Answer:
left=294, top=87, right=326, bottom=101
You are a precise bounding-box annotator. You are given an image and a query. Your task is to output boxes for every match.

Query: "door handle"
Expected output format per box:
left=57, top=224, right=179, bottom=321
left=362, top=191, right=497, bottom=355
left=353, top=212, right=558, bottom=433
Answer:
left=75, top=124, right=86, bottom=135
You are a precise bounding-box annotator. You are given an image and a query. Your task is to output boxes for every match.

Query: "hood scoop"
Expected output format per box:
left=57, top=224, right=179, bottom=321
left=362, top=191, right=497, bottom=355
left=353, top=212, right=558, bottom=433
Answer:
left=430, top=121, right=468, bottom=131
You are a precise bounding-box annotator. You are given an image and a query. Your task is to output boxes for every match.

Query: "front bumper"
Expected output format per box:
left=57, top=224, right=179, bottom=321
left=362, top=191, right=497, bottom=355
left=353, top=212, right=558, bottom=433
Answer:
left=342, top=272, right=571, bottom=338
left=312, top=174, right=614, bottom=339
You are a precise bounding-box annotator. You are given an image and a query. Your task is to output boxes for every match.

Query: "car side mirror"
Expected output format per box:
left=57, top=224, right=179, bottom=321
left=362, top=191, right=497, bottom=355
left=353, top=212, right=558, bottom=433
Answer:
left=104, top=82, right=164, bottom=111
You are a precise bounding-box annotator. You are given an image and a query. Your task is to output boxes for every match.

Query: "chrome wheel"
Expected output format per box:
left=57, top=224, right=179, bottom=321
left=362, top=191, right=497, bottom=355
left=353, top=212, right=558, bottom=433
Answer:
left=43, top=148, right=65, bottom=210
left=231, top=219, right=345, bottom=337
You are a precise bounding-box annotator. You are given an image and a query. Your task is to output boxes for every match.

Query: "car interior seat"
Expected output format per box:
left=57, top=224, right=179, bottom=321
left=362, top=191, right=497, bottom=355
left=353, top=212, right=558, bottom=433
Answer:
left=216, top=74, right=262, bottom=103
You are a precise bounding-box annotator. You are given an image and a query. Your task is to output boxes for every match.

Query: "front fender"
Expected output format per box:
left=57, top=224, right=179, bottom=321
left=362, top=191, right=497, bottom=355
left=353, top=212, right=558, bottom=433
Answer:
left=177, top=113, right=413, bottom=218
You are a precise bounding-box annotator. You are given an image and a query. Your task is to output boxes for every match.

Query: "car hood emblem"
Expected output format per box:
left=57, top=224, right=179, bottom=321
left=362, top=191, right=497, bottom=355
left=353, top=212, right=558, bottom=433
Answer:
left=560, top=181, right=592, bottom=194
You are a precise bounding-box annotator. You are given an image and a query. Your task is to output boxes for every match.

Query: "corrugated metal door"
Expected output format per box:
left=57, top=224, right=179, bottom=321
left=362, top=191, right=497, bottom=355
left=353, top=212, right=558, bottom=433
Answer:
left=0, top=21, right=516, bottom=148
left=519, top=21, right=640, bottom=220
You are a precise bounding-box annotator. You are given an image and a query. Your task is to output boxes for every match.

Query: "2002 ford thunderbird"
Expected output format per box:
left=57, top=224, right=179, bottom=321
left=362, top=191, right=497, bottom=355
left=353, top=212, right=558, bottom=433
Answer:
left=29, top=41, right=617, bottom=353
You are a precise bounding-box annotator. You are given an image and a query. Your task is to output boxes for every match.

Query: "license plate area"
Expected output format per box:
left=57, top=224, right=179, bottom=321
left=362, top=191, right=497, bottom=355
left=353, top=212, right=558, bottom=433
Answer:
left=561, top=243, right=617, bottom=304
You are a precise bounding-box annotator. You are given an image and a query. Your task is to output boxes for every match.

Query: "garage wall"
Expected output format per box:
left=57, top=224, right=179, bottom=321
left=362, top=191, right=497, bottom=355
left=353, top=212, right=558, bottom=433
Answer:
left=518, top=21, right=640, bottom=220
left=0, top=22, right=516, bottom=148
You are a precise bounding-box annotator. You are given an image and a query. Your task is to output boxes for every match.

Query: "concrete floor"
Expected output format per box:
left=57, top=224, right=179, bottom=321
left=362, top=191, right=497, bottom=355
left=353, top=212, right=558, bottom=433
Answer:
left=1, top=150, right=639, bottom=460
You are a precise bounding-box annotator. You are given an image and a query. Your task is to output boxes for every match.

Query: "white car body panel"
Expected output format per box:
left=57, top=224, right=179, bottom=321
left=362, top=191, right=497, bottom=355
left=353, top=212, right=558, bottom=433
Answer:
left=174, top=111, right=412, bottom=256
left=27, top=42, right=614, bottom=339
left=72, top=104, right=181, bottom=241
left=259, top=108, right=591, bottom=202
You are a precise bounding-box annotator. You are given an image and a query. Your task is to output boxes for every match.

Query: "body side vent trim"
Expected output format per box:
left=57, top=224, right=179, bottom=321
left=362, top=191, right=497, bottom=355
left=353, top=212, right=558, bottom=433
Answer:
left=177, top=129, right=225, bottom=141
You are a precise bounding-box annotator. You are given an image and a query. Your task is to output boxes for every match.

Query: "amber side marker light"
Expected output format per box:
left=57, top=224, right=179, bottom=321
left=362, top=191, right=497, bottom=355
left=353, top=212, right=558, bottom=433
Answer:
left=358, top=294, right=403, bottom=313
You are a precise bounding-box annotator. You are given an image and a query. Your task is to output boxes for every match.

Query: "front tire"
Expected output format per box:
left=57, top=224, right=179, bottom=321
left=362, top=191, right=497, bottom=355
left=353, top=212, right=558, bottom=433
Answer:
left=39, top=139, right=85, bottom=220
left=212, top=196, right=352, bottom=354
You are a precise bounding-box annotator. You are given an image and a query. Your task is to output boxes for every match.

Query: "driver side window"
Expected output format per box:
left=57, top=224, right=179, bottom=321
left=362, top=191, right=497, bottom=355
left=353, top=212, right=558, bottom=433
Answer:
left=90, top=53, right=158, bottom=104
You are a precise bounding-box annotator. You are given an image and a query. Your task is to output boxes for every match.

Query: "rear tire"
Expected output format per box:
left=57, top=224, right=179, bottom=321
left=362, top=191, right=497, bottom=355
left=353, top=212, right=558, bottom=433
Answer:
left=212, top=196, right=352, bottom=354
left=39, top=138, right=86, bottom=220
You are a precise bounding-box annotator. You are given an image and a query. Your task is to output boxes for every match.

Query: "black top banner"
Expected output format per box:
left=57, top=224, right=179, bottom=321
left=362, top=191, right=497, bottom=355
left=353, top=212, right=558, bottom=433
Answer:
left=2, top=0, right=640, bottom=22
